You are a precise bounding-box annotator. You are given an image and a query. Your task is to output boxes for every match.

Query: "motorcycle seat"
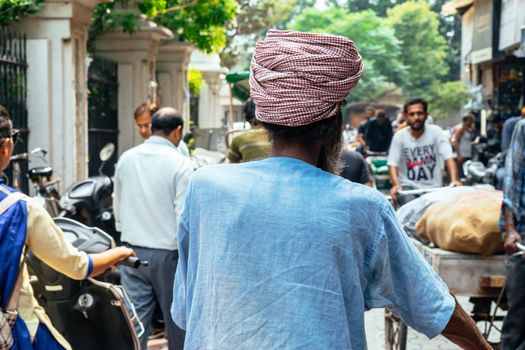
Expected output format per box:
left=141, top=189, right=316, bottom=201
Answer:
left=28, top=166, right=53, bottom=179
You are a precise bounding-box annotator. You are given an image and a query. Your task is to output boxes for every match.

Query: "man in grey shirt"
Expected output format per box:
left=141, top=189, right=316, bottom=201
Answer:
left=114, top=107, right=193, bottom=349
left=388, top=98, right=460, bottom=201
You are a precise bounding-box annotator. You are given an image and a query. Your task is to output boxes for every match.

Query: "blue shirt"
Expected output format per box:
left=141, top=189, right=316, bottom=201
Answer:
left=172, top=157, right=455, bottom=349
left=501, top=116, right=521, bottom=153
left=500, top=119, right=525, bottom=237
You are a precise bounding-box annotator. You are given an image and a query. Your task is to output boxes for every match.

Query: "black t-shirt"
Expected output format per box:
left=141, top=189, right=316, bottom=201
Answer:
left=357, top=120, right=369, bottom=135
left=365, top=117, right=393, bottom=152
left=339, top=149, right=371, bottom=184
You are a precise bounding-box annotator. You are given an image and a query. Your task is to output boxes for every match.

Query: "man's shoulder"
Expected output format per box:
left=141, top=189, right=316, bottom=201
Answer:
left=514, top=118, right=525, bottom=129
left=425, top=124, right=445, bottom=134
left=392, top=126, right=410, bottom=140
left=340, top=148, right=365, bottom=163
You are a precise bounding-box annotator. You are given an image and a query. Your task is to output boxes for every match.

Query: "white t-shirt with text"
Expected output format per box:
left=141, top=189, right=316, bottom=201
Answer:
left=388, top=125, right=453, bottom=189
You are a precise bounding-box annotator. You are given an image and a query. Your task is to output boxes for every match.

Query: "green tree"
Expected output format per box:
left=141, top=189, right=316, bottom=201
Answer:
left=429, top=80, right=468, bottom=120
left=386, top=1, right=448, bottom=98
left=220, top=0, right=300, bottom=68
left=0, top=0, right=44, bottom=26
left=188, top=68, right=204, bottom=96
left=89, top=0, right=236, bottom=54
left=290, top=7, right=406, bottom=102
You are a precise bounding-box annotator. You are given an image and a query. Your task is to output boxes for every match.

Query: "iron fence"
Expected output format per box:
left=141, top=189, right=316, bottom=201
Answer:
left=88, top=56, right=119, bottom=176
left=0, top=28, right=28, bottom=193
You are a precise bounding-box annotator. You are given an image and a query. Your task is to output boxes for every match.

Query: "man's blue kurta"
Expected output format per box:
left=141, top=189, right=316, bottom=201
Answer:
left=172, top=157, right=454, bottom=349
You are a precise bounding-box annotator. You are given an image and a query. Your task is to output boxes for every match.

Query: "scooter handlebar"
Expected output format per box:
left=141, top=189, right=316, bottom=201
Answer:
left=118, top=256, right=149, bottom=268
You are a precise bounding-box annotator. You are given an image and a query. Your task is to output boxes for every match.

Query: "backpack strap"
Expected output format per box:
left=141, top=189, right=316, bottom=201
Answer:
left=0, top=192, right=26, bottom=312
left=0, top=192, right=24, bottom=216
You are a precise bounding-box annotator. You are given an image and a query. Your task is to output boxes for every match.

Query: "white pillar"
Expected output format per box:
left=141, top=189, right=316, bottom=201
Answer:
left=189, top=51, right=227, bottom=129
left=13, top=0, right=102, bottom=190
left=94, top=19, right=172, bottom=154
left=156, top=40, right=193, bottom=129
left=95, top=19, right=173, bottom=153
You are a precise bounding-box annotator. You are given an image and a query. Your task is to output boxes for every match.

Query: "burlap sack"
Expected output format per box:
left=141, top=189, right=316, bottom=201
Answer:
left=416, top=190, right=504, bottom=255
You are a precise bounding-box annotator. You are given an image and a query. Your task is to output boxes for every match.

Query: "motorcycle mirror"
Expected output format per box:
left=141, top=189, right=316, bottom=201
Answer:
left=30, top=147, right=46, bottom=156
left=99, top=143, right=115, bottom=162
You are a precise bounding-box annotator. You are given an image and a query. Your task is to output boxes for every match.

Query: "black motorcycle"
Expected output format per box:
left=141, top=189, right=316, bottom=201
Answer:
left=59, top=143, right=119, bottom=244
left=27, top=218, right=145, bottom=350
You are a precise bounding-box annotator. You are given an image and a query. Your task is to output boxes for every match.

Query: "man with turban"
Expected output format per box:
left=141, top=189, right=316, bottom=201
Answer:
left=171, top=30, right=490, bottom=349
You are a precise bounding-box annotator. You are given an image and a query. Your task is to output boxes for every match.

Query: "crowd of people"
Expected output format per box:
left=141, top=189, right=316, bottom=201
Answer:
left=3, top=28, right=525, bottom=350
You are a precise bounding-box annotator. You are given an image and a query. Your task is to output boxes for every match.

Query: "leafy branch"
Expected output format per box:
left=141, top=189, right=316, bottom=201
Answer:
left=0, top=0, right=44, bottom=26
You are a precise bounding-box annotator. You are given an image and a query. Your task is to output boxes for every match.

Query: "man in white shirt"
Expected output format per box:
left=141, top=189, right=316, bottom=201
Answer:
left=134, top=102, right=191, bottom=157
left=388, top=98, right=460, bottom=201
left=114, top=107, right=193, bottom=349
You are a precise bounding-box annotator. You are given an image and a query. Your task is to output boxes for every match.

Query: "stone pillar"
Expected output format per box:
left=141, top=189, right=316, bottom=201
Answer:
left=189, top=51, right=227, bottom=129
left=156, top=40, right=193, bottom=128
left=94, top=18, right=172, bottom=154
left=13, top=0, right=102, bottom=189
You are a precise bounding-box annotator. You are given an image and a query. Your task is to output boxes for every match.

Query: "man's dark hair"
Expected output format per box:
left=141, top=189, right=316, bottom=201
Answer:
left=134, top=102, right=160, bottom=119
left=0, top=105, right=12, bottom=146
left=244, top=99, right=256, bottom=122
left=260, top=108, right=343, bottom=174
left=376, top=111, right=387, bottom=119
left=403, top=98, right=428, bottom=114
left=152, top=107, right=183, bottom=135
left=462, top=113, right=474, bottom=122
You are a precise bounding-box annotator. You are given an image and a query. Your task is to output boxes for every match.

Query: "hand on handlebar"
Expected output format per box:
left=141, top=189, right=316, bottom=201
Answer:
left=449, top=180, right=462, bottom=187
left=390, top=185, right=401, bottom=199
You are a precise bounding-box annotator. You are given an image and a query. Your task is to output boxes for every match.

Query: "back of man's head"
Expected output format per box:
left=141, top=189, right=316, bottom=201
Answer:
left=249, top=30, right=363, bottom=174
left=152, top=107, right=183, bottom=136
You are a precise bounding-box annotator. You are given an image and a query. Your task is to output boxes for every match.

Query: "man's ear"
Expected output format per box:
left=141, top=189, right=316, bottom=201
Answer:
left=0, top=139, right=11, bottom=156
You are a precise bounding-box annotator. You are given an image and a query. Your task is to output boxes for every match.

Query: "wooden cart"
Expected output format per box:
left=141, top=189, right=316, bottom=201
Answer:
left=385, top=238, right=507, bottom=350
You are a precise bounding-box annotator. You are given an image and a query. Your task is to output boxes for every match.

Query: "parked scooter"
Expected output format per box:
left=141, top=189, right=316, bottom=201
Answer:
left=10, top=147, right=62, bottom=216
left=26, top=217, right=146, bottom=350
left=59, top=143, right=119, bottom=243
left=462, top=153, right=502, bottom=186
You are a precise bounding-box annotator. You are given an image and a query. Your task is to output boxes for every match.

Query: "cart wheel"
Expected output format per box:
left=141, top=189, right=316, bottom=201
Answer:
left=385, top=309, right=407, bottom=350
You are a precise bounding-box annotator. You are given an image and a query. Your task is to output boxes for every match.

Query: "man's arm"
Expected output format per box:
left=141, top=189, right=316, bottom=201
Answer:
left=453, top=127, right=465, bottom=163
left=501, top=121, right=525, bottom=253
left=445, top=158, right=461, bottom=186
left=441, top=297, right=491, bottom=349
left=388, top=165, right=401, bottom=198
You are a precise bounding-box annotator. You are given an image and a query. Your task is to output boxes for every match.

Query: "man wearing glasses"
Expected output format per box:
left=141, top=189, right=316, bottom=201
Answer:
left=388, top=98, right=461, bottom=201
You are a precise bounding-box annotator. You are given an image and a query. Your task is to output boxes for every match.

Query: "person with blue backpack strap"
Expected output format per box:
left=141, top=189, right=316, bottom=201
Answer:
left=0, top=105, right=135, bottom=350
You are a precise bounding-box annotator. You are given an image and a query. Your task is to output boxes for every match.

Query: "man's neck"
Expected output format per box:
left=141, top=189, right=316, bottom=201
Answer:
left=270, top=140, right=322, bottom=167
left=409, top=128, right=425, bottom=139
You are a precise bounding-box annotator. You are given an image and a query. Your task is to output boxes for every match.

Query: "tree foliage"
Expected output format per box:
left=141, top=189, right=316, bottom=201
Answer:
left=386, top=1, right=448, bottom=98
left=0, top=0, right=44, bottom=26
left=188, top=68, right=204, bottom=96
left=90, top=0, right=237, bottom=54
left=220, top=0, right=303, bottom=69
left=429, top=80, right=468, bottom=120
left=289, top=7, right=406, bottom=102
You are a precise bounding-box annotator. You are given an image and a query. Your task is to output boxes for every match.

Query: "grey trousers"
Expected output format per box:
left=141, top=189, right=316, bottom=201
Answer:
left=121, top=245, right=185, bottom=350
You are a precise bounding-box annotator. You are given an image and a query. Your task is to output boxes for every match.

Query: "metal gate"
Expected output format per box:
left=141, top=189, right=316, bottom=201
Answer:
left=87, top=56, right=118, bottom=176
left=0, top=28, right=29, bottom=193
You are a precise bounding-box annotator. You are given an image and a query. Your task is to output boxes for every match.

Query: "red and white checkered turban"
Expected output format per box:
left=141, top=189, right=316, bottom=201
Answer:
left=250, top=30, right=363, bottom=127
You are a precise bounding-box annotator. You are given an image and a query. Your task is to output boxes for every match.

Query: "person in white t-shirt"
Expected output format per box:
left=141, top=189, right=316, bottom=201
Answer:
left=388, top=98, right=461, bottom=200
